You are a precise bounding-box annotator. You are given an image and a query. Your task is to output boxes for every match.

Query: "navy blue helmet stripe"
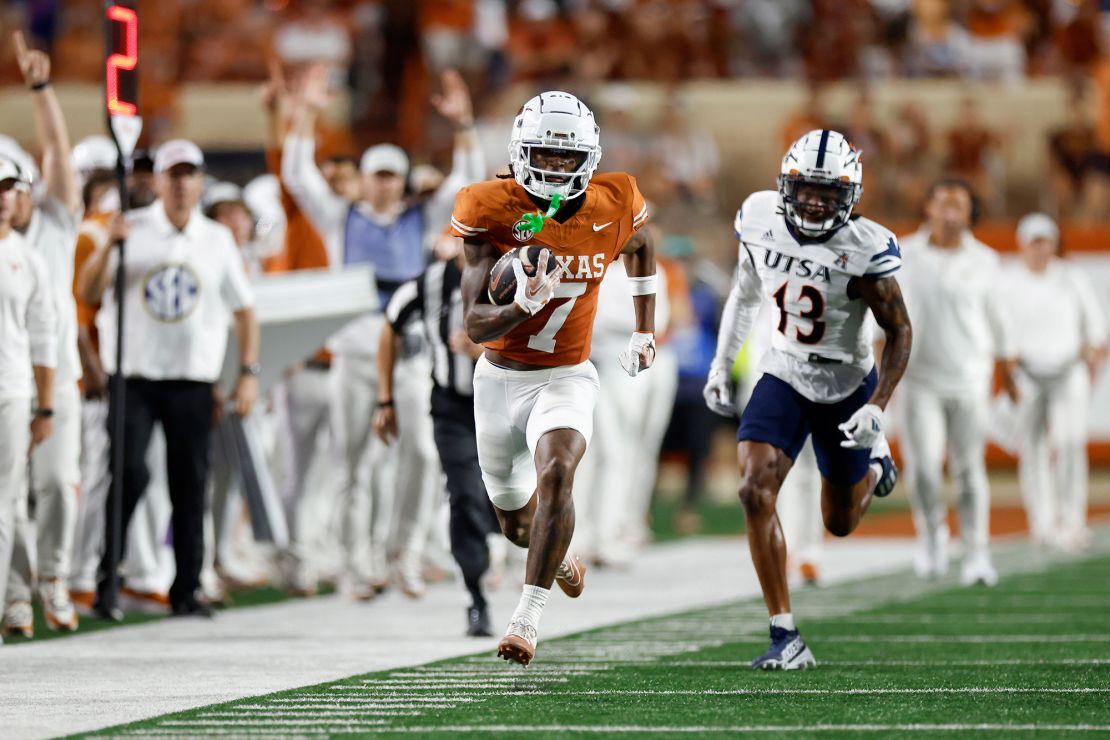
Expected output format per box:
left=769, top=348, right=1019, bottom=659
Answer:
left=815, top=129, right=831, bottom=169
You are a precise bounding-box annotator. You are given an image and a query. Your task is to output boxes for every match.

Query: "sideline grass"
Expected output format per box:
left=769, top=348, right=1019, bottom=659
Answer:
left=93, top=548, right=1110, bottom=738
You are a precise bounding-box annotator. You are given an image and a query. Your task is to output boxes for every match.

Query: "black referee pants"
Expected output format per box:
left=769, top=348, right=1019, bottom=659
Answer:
left=431, top=389, right=499, bottom=610
left=98, top=378, right=214, bottom=609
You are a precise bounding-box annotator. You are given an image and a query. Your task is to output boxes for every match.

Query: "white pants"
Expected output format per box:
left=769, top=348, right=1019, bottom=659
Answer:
left=901, top=383, right=992, bottom=556
left=473, top=356, right=600, bottom=512
left=71, top=399, right=174, bottom=594
left=573, top=348, right=677, bottom=559
left=276, top=366, right=337, bottom=576
left=331, top=352, right=440, bottom=582
left=384, top=354, right=440, bottom=564
left=0, top=398, right=31, bottom=610
left=1016, top=365, right=1091, bottom=545
left=6, top=383, right=81, bottom=604
left=777, top=439, right=824, bottom=565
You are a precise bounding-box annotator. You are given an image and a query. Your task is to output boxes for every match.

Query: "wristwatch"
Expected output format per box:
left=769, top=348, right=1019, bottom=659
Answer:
left=34, top=408, right=54, bottom=418
left=240, top=363, right=261, bottom=377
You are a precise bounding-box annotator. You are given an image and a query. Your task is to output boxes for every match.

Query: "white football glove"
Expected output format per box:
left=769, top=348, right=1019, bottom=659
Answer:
left=619, top=332, right=656, bottom=377
left=511, top=249, right=561, bottom=316
left=702, top=358, right=734, bottom=417
left=839, top=403, right=884, bottom=450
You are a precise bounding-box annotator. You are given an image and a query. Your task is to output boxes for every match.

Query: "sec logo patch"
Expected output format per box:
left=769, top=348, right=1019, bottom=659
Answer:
left=143, top=264, right=200, bottom=322
left=511, top=219, right=534, bottom=243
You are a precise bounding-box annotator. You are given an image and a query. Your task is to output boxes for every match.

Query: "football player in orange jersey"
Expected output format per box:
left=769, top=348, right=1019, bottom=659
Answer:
left=451, top=92, right=656, bottom=666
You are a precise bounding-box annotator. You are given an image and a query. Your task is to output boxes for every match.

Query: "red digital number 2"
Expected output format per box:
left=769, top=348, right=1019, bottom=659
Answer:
left=106, top=5, right=137, bottom=116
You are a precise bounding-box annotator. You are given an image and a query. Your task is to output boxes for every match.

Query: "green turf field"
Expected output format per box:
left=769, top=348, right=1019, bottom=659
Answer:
left=89, top=548, right=1110, bottom=738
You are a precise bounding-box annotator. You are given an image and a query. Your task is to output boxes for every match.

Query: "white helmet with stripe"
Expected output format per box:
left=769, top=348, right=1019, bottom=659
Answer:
left=778, top=129, right=862, bottom=238
left=509, top=91, right=602, bottom=201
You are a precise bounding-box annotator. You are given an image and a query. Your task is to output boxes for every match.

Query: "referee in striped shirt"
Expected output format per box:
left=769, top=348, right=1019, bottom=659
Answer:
left=374, top=234, right=499, bottom=637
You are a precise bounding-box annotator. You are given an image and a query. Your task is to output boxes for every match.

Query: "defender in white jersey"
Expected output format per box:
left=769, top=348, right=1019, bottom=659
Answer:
left=704, top=130, right=912, bottom=670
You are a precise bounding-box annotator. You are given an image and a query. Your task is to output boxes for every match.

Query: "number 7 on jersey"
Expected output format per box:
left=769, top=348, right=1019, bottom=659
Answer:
left=527, top=282, right=588, bottom=353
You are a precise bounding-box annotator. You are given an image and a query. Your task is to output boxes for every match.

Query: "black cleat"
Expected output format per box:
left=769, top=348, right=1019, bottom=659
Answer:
left=171, top=599, right=216, bottom=619
left=467, top=605, right=493, bottom=637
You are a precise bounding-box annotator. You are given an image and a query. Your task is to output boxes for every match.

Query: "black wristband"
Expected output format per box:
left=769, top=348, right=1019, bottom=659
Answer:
left=376, top=399, right=394, bottom=408
left=240, top=363, right=261, bottom=377
left=30, top=80, right=50, bottom=92
left=34, top=408, right=54, bottom=418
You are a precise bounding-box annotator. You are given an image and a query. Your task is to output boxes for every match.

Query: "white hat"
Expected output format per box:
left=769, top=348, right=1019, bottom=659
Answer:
left=154, top=139, right=205, bottom=174
left=203, top=181, right=244, bottom=210
left=360, top=144, right=409, bottom=177
left=72, top=136, right=118, bottom=177
left=0, top=156, right=23, bottom=185
left=1016, top=213, right=1059, bottom=247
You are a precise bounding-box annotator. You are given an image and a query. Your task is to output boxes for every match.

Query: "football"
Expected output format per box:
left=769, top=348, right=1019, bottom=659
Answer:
left=488, top=246, right=557, bottom=306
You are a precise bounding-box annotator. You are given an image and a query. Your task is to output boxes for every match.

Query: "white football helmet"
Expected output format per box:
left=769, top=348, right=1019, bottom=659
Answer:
left=778, top=129, right=862, bottom=237
left=509, top=91, right=602, bottom=201
left=72, top=135, right=118, bottom=182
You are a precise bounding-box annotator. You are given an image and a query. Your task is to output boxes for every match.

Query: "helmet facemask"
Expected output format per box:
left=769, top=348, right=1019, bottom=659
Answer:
left=512, top=141, right=600, bottom=201
left=779, top=173, right=861, bottom=238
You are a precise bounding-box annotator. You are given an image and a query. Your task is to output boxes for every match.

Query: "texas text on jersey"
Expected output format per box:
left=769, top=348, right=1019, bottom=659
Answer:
left=449, top=172, right=648, bottom=367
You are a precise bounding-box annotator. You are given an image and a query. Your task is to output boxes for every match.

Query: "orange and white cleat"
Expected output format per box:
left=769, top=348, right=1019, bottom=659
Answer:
left=555, top=554, right=586, bottom=598
left=119, top=586, right=171, bottom=614
left=39, top=579, right=79, bottom=632
left=2, top=601, right=34, bottom=638
left=497, top=618, right=537, bottom=666
left=70, top=589, right=97, bottom=617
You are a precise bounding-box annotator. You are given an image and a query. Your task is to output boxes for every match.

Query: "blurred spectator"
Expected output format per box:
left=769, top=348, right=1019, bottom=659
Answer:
left=964, top=0, right=1028, bottom=82
left=1047, top=86, right=1100, bottom=221
left=887, top=100, right=934, bottom=217
left=727, top=0, right=810, bottom=78
left=842, top=90, right=891, bottom=216
left=800, top=0, right=873, bottom=81
left=566, top=2, right=620, bottom=85
left=273, top=0, right=352, bottom=71
left=507, top=0, right=575, bottom=82
left=779, top=85, right=830, bottom=150
left=420, top=1, right=479, bottom=74
left=945, top=96, right=1003, bottom=213
left=906, top=0, right=972, bottom=77
left=653, top=94, right=720, bottom=212
left=596, top=86, right=647, bottom=176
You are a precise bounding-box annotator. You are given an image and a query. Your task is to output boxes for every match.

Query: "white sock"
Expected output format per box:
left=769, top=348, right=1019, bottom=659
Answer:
left=770, top=612, right=796, bottom=631
left=510, top=584, right=550, bottom=627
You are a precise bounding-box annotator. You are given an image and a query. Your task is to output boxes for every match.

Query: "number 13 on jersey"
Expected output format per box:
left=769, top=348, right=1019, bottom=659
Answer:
left=773, top=281, right=826, bottom=345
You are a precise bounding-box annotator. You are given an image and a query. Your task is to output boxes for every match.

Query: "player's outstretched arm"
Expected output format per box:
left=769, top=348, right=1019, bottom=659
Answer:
left=703, top=255, right=762, bottom=416
left=858, top=275, right=912, bottom=410
left=461, top=238, right=532, bottom=344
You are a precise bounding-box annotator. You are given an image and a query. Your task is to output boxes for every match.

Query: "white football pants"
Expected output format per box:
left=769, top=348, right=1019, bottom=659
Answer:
left=6, top=382, right=81, bottom=604
left=0, top=398, right=31, bottom=611
left=70, top=398, right=174, bottom=595
left=573, top=348, right=678, bottom=561
left=331, top=353, right=440, bottom=584
left=1016, top=365, right=1091, bottom=545
left=777, top=439, right=823, bottom=566
left=276, top=367, right=338, bottom=578
left=900, top=383, right=992, bottom=557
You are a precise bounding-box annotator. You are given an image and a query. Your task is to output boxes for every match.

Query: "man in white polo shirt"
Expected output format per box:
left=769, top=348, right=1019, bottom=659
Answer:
left=0, top=158, right=57, bottom=643
left=78, top=139, right=260, bottom=617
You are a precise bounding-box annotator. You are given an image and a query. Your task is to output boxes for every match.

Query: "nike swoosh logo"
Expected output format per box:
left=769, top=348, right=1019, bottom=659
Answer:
left=592, top=221, right=613, bottom=232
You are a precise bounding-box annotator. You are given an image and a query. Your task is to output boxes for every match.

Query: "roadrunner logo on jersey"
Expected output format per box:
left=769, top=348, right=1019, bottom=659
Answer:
left=761, top=247, right=833, bottom=283
left=143, top=263, right=200, bottom=322
left=835, top=251, right=849, bottom=270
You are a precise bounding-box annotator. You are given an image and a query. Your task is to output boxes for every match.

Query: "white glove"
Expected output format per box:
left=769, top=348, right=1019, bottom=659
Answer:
left=512, top=249, right=561, bottom=316
left=619, top=332, right=656, bottom=377
left=839, top=403, right=883, bottom=450
left=702, top=358, right=734, bottom=417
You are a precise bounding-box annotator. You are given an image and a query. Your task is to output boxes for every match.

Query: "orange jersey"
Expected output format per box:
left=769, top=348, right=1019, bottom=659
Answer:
left=450, top=173, right=648, bottom=367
